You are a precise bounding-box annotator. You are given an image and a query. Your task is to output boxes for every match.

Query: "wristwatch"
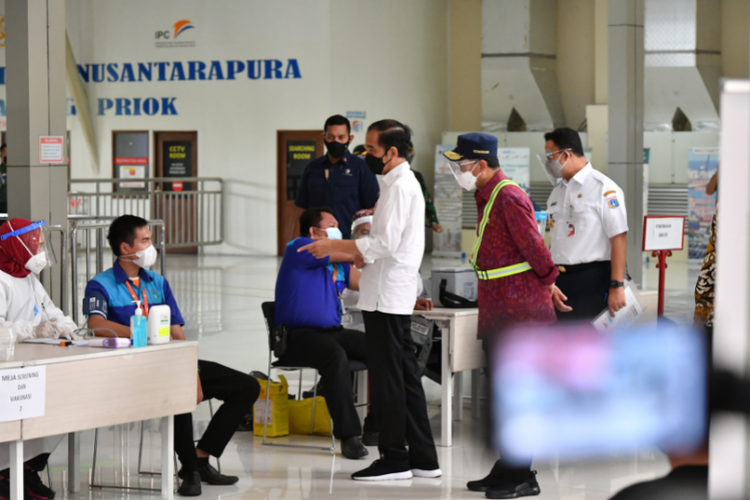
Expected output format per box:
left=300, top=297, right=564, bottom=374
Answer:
left=610, top=280, right=624, bottom=288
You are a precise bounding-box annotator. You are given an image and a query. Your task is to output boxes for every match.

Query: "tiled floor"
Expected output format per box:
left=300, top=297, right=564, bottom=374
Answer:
left=44, top=252, right=700, bottom=499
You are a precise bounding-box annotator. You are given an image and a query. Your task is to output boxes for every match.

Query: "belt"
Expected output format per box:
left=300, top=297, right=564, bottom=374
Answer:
left=556, top=261, right=611, bottom=273
left=475, top=262, right=532, bottom=281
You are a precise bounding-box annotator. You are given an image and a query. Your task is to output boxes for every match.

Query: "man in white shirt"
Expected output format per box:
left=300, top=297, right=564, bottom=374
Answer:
left=542, top=128, right=628, bottom=319
left=299, top=119, right=440, bottom=482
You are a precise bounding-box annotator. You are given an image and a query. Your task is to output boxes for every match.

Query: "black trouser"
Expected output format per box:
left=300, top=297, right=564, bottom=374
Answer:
left=279, top=326, right=370, bottom=440
left=363, top=311, right=439, bottom=468
left=174, top=360, right=260, bottom=472
left=0, top=453, right=50, bottom=478
left=482, top=339, right=532, bottom=481
left=555, top=261, right=611, bottom=321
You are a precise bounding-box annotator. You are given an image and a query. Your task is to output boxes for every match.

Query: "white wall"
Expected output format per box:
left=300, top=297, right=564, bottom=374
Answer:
left=12, top=0, right=450, bottom=256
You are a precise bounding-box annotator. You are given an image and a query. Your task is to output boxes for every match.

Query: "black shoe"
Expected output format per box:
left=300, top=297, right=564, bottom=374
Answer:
left=24, top=469, right=55, bottom=500
left=485, top=472, right=540, bottom=499
left=467, top=460, right=507, bottom=492
left=351, top=459, right=413, bottom=481
left=341, top=437, right=369, bottom=460
left=0, top=477, right=30, bottom=500
left=361, top=430, right=379, bottom=447
left=177, top=471, right=202, bottom=497
left=180, top=462, right=239, bottom=486
left=236, top=413, right=254, bottom=432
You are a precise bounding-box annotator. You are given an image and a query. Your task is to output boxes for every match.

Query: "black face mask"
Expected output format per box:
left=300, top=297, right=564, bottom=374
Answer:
left=325, top=140, right=349, bottom=159
left=365, top=152, right=388, bottom=175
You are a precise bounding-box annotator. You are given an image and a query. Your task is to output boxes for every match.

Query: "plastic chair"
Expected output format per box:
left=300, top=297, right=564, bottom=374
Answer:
left=260, top=302, right=368, bottom=453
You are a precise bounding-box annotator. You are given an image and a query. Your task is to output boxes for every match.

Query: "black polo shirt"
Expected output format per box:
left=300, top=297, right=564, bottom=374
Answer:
left=295, top=150, right=379, bottom=239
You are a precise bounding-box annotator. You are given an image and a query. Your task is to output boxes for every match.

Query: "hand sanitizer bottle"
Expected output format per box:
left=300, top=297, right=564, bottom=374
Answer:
left=130, top=300, right=147, bottom=348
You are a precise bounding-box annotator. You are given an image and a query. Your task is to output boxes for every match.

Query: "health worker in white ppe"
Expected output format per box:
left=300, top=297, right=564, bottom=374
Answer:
left=0, top=218, right=81, bottom=500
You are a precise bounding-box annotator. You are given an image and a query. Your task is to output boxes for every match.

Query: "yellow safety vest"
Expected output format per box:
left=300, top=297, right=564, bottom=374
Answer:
left=471, top=179, right=533, bottom=281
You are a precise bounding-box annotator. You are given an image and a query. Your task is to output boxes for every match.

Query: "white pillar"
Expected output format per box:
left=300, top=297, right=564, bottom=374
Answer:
left=607, top=0, right=644, bottom=285
left=6, top=0, right=68, bottom=305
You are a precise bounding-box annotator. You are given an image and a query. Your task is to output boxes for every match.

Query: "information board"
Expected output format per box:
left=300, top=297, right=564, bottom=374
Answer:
left=287, top=141, right=316, bottom=201
left=687, top=148, right=718, bottom=260
left=163, top=140, right=192, bottom=191
left=642, top=216, right=685, bottom=252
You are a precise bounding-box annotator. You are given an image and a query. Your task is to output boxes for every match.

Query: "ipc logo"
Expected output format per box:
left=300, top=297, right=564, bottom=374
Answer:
left=155, top=20, right=194, bottom=40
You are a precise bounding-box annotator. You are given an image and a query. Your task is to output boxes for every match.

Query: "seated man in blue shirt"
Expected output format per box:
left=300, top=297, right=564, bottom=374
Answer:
left=275, top=206, right=373, bottom=460
left=83, top=215, right=260, bottom=497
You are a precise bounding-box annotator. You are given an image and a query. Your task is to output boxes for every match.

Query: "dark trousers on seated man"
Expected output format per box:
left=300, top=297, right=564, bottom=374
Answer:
left=278, top=326, right=375, bottom=440
left=175, top=361, right=260, bottom=474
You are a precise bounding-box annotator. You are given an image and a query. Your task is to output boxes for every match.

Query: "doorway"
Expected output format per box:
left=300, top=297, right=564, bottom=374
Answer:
left=154, top=131, right=198, bottom=254
left=276, top=130, right=323, bottom=255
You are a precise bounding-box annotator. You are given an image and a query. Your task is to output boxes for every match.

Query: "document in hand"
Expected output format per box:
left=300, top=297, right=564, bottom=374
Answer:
left=592, top=286, right=644, bottom=331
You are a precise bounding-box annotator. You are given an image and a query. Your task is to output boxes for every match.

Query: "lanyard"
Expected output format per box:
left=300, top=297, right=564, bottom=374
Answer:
left=331, top=265, right=346, bottom=316
left=125, top=280, right=149, bottom=318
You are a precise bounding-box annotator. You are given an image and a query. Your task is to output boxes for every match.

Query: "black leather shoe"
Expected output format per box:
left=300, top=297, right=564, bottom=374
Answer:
left=177, top=471, right=202, bottom=497
left=361, top=431, right=379, bottom=447
left=197, top=462, right=238, bottom=485
left=485, top=472, right=540, bottom=499
left=467, top=460, right=506, bottom=492
left=341, top=436, right=369, bottom=459
left=24, top=468, right=55, bottom=500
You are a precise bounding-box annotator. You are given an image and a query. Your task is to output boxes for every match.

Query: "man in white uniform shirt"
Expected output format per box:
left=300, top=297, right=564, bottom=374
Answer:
left=299, top=119, right=440, bottom=482
left=542, top=128, right=628, bottom=320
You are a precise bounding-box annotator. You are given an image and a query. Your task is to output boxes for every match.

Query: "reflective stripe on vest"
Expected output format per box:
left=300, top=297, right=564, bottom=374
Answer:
left=471, top=179, right=533, bottom=281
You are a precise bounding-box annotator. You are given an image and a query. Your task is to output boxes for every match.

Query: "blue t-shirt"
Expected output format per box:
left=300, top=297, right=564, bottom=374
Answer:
left=274, top=237, right=350, bottom=329
left=83, top=260, right=185, bottom=327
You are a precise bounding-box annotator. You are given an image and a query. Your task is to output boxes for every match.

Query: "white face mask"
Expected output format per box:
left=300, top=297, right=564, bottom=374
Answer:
left=25, top=251, right=48, bottom=274
left=122, top=244, right=158, bottom=269
left=456, top=170, right=479, bottom=191
left=545, top=151, right=569, bottom=180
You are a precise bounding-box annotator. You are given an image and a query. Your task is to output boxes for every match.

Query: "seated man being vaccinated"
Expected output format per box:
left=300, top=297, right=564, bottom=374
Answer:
left=0, top=219, right=80, bottom=500
left=275, top=206, right=376, bottom=459
left=83, top=215, right=260, bottom=497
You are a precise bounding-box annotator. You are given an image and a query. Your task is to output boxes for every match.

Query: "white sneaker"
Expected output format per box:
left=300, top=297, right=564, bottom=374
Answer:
left=411, top=468, right=442, bottom=478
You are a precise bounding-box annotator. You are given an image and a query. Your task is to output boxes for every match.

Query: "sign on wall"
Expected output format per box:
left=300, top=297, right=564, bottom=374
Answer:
left=163, top=141, right=192, bottom=191
left=432, top=145, right=462, bottom=257
left=687, top=148, right=718, bottom=260
left=498, top=148, right=530, bottom=193
left=286, top=141, right=316, bottom=201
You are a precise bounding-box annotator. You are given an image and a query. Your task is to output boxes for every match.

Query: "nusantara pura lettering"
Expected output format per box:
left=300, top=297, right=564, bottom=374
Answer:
left=0, top=59, right=302, bottom=85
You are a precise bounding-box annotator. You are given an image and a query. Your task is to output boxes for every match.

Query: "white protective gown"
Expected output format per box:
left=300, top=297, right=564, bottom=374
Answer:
left=0, top=271, right=71, bottom=470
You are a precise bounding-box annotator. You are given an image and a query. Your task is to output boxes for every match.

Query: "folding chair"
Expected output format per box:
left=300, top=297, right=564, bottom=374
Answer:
left=260, top=302, right=368, bottom=453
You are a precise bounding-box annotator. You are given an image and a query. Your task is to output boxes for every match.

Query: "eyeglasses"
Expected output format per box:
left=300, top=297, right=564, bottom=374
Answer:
left=545, top=149, right=571, bottom=159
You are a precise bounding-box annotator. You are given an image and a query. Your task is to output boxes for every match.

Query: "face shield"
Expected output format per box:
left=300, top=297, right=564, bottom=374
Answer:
left=0, top=220, right=57, bottom=269
left=351, top=216, right=373, bottom=240
left=445, top=158, right=481, bottom=191
left=536, top=149, right=570, bottom=186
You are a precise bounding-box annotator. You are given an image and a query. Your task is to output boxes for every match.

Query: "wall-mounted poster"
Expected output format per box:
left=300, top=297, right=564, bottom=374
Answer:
left=687, top=148, right=718, bottom=260
left=432, top=145, right=462, bottom=257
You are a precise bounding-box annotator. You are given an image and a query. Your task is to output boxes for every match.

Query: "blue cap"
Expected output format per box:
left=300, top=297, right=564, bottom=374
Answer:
left=443, top=133, right=498, bottom=162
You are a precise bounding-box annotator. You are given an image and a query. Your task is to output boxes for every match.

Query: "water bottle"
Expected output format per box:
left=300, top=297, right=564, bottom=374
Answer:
left=461, top=252, right=466, bottom=264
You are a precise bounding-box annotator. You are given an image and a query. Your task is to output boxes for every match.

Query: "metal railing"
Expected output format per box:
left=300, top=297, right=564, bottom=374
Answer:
left=71, top=219, right=166, bottom=324
left=68, top=177, right=223, bottom=248
left=39, top=224, right=68, bottom=316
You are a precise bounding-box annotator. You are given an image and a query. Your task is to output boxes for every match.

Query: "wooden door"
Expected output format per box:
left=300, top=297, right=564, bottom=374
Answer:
left=276, top=130, right=324, bottom=255
left=154, top=131, right=198, bottom=254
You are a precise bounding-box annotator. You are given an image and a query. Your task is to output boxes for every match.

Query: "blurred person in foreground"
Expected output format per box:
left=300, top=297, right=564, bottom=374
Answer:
left=444, top=133, right=565, bottom=498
